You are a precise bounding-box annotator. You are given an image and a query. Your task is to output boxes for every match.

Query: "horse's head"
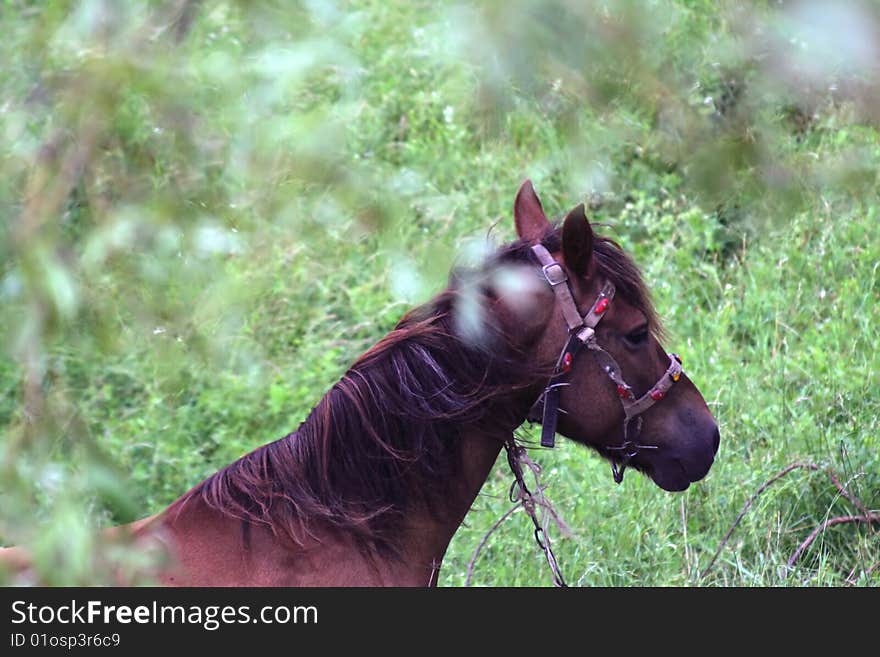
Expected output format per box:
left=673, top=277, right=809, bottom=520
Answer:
left=508, top=180, right=719, bottom=491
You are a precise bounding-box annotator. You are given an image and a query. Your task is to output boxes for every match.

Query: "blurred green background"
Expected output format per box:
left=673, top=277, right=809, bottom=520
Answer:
left=1, top=0, right=877, bottom=585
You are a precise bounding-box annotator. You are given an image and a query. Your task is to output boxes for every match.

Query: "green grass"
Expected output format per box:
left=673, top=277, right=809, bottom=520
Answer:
left=1, top=0, right=877, bottom=586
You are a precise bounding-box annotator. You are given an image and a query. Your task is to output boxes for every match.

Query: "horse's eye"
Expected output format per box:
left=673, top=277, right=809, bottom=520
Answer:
left=624, top=328, right=649, bottom=347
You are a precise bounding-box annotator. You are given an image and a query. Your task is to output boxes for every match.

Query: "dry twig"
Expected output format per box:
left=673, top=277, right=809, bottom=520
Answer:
left=852, top=560, right=880, bottom=585
left=703, top=461, right=876, bottom=579
left=702, top=462, right=817, bottom=577
left=465, top=505, right=519, bottom=587
left=787, top=515, right=879, bottom=570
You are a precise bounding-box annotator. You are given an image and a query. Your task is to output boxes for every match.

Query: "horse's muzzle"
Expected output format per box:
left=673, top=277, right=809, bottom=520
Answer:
left=645, top=423, right=720, bottom=492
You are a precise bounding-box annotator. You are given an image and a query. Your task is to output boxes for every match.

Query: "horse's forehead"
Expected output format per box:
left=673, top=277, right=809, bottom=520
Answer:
left=606, top=292, right=646, bottom=321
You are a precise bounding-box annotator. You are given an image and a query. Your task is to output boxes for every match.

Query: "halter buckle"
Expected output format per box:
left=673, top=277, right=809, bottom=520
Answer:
left=572, top=326, right=593, bottom=344
left=541, top=262, right=568, bottom=286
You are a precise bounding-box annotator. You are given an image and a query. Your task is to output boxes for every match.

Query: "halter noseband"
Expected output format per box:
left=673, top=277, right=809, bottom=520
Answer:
left=528, top=244, right=683, bottom=484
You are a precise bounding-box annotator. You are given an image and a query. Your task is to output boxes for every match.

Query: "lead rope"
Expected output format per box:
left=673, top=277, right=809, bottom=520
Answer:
left=504, top=438, right=568, bottom=587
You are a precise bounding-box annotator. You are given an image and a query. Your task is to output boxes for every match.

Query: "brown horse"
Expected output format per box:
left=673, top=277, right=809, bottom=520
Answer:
left=1, top=181, right=719, bottom=586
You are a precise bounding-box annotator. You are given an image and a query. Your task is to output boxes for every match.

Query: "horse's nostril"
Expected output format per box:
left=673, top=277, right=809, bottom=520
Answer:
left=712, top=426, right=720, bottom=454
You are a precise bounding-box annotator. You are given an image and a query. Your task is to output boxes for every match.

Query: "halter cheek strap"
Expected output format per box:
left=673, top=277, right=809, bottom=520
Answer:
left=529, top=247, right=615, bottom=448
left=528, top=243, right=684, bottom=483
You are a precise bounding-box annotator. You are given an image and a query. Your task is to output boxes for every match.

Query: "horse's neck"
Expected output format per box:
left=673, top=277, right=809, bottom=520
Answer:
left=395, top=428, right=506, bottom=584
left=154, top=427, right=508, bottom=586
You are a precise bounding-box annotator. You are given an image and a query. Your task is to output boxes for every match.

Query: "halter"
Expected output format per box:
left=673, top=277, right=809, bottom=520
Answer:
left=528, top=244, right=683, bottom=484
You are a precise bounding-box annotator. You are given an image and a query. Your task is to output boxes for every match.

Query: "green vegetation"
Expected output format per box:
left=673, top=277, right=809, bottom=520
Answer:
left=1, top=0, right=877, bottom=585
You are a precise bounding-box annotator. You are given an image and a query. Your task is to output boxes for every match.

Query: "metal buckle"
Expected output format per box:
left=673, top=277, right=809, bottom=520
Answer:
left=541, top=262, right=567, bottom=286
left=575, top=326, right=595, bottom=343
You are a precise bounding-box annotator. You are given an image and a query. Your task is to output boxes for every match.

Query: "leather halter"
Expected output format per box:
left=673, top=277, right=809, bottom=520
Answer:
left=528, top=244, right=684, bottom=483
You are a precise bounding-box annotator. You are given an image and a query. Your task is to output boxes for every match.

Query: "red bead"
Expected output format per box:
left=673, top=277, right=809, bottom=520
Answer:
left=595, top=298, right=609, bottom=314
left=650, top=389, right=665, bottom=401
left=561, top=352, right=573, bottom=373
left=616, top=384, right=629, bottom=399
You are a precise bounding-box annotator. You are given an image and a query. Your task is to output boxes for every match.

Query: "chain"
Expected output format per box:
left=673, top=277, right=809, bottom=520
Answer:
left=503, top=439, right=568, bottom=587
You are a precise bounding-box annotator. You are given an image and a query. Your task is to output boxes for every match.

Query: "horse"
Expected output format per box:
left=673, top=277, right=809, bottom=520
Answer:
left=0, top=180, right=720, bottom=586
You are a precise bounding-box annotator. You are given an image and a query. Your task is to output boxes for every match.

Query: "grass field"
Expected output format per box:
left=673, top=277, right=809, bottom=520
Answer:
left=1, top=0, right=877, bottom=586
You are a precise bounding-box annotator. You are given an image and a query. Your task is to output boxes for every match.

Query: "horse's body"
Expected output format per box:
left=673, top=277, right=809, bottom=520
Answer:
left=143, top=425, right=503, bottom=586
left=1, top=181, right=720, bottom=586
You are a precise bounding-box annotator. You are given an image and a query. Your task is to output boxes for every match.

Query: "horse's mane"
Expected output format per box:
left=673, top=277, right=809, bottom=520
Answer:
left=170, top=225, right=659, bottom=556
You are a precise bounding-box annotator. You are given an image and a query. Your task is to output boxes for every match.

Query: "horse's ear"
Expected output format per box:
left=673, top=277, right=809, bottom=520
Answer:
left=561, top=203, right=593, bottom=277
left=514, top=179, right=550, bottom=243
